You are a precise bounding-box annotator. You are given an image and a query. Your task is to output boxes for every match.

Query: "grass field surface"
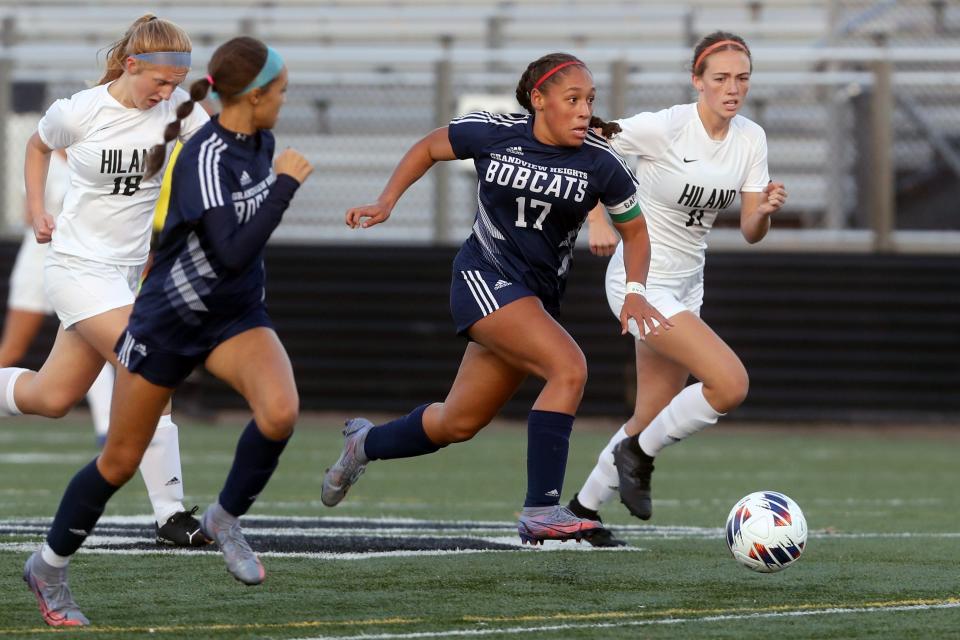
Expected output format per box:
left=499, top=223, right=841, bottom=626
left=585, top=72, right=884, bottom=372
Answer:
left=1, top=414, right=958, bottom=638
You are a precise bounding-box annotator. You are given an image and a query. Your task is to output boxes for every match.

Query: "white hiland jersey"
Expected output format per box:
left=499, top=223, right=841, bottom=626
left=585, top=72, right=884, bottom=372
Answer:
left=37, top=83, right=209, bottom=266
left=611, top=103, right=769, bottom=277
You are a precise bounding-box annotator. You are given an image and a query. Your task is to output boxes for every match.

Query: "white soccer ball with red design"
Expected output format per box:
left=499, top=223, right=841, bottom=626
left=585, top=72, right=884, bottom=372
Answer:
left=725, top=490, right=807, bottom=573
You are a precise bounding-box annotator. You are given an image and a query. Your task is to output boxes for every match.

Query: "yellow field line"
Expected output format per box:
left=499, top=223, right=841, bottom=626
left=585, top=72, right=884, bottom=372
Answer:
left=3, top=597, right=958, bottom=636
left=461, top=596, right=960, bottom=623
left=0, top=616, right=419, bottom=636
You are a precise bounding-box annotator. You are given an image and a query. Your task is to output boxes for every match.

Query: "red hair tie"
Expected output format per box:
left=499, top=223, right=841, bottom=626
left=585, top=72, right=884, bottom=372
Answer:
left=532, top=60, right=583, bottom=92
left=205, top=74, right=215, bottom=87
left=694, top=40, right=748, bottom=72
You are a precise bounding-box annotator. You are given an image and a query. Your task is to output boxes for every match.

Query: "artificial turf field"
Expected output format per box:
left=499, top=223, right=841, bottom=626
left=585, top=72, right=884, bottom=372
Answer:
left=0, top=413, right=958, bottom=639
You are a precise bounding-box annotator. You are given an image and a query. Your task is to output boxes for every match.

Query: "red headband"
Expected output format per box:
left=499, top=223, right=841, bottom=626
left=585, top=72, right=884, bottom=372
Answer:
left=532, top=60, right=583, bottom=92
left=694, top=40, right=749, bottom=72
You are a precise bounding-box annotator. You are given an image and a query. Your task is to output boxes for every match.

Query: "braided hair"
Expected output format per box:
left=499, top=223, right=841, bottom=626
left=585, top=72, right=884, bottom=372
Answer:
left=144, top=37, right=272, bottom=179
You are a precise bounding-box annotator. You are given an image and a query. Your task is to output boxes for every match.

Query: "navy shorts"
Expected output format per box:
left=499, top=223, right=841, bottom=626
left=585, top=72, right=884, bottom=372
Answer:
left=115, top=305, right=274, bottom=388
left=449, top=267, right=560, bottom=336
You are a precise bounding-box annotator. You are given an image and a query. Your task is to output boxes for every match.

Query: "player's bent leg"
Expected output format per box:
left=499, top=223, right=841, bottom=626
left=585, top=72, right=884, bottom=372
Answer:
left=423, top=341, right=527, bottom=444
left=322, top=343, right=526, bottom=507
left=201, top=327, right=297, bottom=584
left=467, top=300, right=602, bottom=543
left=615, top=313, right=739, bottom=520
left=204, top=327, right=299, bottom=440
left=3, top=326, right=104, bottom=418
left=467, top=296, right=587, bottom=415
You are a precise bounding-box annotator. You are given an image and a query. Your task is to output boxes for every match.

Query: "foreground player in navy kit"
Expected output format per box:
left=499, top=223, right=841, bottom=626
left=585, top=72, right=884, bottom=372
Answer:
left=23, top=37, right=312, bottom=626
left=322, top=53, right=670, bottom=545
left=567, top=32, right=788, bottom=540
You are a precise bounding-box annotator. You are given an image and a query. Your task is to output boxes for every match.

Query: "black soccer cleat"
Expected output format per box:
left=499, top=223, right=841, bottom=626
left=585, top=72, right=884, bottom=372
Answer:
left=567, top=493, right=627, bottom=547
left=156, top=506, right=213, bottom=547
left=612, top=439, right=655, bottom=520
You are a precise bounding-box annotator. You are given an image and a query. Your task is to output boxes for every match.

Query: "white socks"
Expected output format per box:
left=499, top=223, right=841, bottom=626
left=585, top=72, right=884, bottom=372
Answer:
left=638, top=382, right=723, bottom=458
left=86, top=364, right=114, bottom=439
left=41, top=543, right=71, bottom=568
left=139, top=414, right=186, bottom=524
left=576, top=424, right=628, bottom=512
left=0, top=367, right=28, bottom=416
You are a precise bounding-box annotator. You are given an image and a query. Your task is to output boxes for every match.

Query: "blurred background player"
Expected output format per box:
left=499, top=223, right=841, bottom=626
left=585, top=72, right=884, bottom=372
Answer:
left=567, top=32, right=787, bottom=542
left=321, top=52, right=671, bottom=545
left=0, top=149, right=115, bottom=447
left=0, top=15, right=211, bottom=547
left=23, top=36, right=312, bottom=626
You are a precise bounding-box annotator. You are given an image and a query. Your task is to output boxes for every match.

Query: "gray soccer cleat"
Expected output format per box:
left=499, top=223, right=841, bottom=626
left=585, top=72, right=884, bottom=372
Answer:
left=23, top=549, right=89, bottom=626
left=200, top=503, right=265, bottom=586
left=517, top=505, right=603, bottom=545
left=321, top=418, right=373, bottom=507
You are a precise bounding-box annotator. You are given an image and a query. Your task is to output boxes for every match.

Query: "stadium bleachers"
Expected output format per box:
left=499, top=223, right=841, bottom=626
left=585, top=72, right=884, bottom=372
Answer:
left=0, top=0, right=957, bottom=238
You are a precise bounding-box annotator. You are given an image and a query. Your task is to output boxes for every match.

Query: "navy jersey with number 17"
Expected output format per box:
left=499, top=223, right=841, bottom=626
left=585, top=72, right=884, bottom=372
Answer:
left=449, top=111, right=639, bottom=304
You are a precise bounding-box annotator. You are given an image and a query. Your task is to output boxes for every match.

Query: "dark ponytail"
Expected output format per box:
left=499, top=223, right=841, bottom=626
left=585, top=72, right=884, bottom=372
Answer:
left=144, top=36, right=271, bottom=179
left=144, top=78, right=212, bottom=179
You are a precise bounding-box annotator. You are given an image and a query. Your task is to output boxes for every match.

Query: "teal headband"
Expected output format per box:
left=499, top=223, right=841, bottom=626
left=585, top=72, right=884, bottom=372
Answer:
left=239, top=46, right=284, bottom=95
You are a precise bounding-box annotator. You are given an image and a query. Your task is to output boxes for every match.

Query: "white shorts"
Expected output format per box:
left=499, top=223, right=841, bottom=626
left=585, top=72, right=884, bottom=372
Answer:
left=8, top=230, right=53, bottom=314
left=605, top=247, right=703, bottom=340
left=43, top=250, right=144, bottom=329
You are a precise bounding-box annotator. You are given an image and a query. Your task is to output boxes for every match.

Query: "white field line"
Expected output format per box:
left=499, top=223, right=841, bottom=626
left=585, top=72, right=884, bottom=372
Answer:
left=0, top=541, right=634, bottom=560
left=290, top=601, right=960, bottom=640
left=2, top=515, right=959, bottom=540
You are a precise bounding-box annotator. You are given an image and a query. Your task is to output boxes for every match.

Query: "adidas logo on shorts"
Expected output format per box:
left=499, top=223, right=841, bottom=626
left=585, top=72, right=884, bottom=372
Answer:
left=494, top=279, right=512, bottom=290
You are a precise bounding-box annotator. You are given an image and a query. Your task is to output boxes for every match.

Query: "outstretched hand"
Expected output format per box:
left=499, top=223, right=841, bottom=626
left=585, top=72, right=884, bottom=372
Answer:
left=345, top=201, right=392, bottom=229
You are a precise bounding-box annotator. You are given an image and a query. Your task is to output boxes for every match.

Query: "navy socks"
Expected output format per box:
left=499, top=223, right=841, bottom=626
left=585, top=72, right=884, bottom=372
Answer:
left=524, top=410, right=574, bottom=507
left=46, top=459, right=120, bottom=557
left=219, top=420, right=290, bottom=517
left=364, top=404, right=441, bottom=461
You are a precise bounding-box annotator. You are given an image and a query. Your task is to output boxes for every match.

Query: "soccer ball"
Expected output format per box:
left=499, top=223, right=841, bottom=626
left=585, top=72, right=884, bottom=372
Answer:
left=725, top=491, right=807, bottom=573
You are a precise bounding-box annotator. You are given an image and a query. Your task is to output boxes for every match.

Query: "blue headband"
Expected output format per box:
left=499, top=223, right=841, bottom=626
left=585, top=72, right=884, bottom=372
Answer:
left=239, top=46, right=284, bottom=95
left=132, top=51, right=191, bottom=67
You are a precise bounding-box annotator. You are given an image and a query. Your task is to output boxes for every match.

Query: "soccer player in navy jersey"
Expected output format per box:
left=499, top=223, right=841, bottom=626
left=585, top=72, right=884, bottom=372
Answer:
left=321, top=52, right=671, bottom=545
left=22, top=37, right=312, bottom=626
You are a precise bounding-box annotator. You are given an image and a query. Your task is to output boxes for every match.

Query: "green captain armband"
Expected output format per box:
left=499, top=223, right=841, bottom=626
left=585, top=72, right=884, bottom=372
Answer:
left=608, top=203, right=643, bottom=224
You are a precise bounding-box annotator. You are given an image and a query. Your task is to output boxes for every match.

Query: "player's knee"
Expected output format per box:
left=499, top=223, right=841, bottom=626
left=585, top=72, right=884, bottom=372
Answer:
left=257, top=396, right=299, bottom=439
left=439, top=415, right=488, bottom=444
left=713, top=368, right=749, bottom=413
left=548, top=355, right=588, bottom=397
left=41, top=391, right=82, bottom=419
left=99, top=450, right=141, bottom=486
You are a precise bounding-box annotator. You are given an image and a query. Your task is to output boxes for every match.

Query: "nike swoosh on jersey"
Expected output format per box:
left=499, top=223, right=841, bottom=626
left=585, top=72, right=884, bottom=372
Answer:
left=683, top=157, right=698, bottom=163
